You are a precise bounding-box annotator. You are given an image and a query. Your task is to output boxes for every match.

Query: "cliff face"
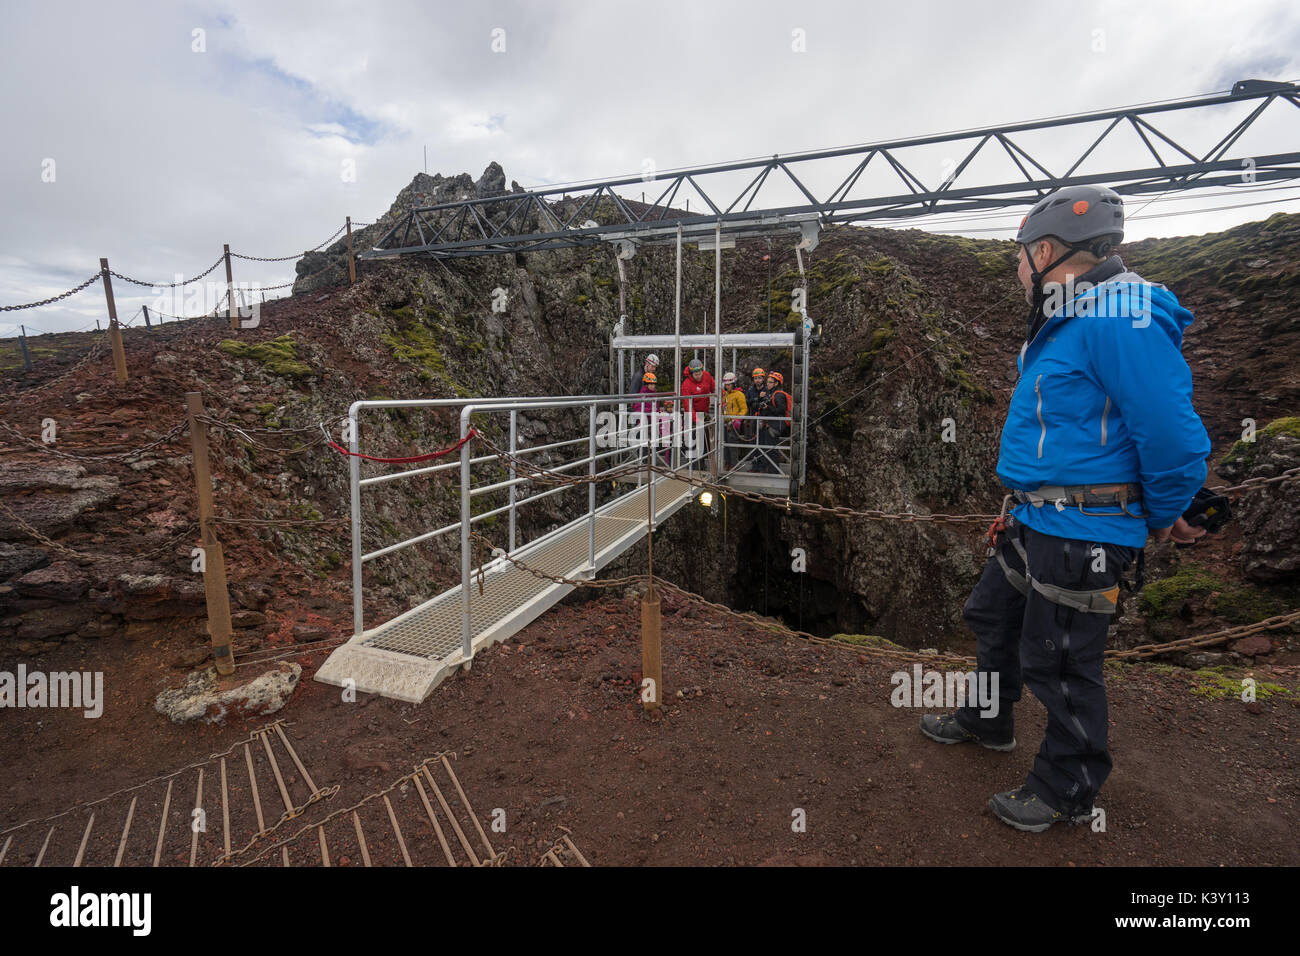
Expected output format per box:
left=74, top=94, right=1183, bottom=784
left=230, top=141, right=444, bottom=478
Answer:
left=2, top=165, right=1297, bottom=661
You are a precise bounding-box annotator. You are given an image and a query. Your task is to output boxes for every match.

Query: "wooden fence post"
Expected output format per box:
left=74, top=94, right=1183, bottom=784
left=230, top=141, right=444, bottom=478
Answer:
left=223, top=244, right=236, bottom=331
left=142, top=305, right=152, bottom=329
left=18, top=326, right=32, bottom=371
left=346, top=217, right=356, bottom=285
left=186, top=392, right=236, bottom=676
left=99, top=258, right=128, bottom=385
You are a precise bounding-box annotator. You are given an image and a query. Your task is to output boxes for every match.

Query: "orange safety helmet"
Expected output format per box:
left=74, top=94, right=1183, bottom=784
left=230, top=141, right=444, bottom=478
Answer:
left=642, top=371, right=657, bottom=384
left=751, top=367, right=766, bottom=379
left=767, top=371, right=784, bottom=386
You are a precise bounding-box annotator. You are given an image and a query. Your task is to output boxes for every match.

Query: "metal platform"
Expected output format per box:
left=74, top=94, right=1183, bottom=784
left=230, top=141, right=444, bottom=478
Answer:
left=722, top=470, right=793, bottom=496
left=315, top=473, right=696, bottom=702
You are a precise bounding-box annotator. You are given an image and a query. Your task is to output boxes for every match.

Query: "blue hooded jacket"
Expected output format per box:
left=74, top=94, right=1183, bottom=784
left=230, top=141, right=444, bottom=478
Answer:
left=996, top=262, right=1210, bottom=548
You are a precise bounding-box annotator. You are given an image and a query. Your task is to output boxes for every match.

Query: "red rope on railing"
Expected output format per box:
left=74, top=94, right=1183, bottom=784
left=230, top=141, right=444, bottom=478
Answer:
left=327, top=428, right=477, bottom=463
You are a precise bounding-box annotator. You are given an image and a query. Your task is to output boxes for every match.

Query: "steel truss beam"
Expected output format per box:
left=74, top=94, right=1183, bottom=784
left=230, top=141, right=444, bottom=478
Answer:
left=361, top=80, right=1300, bottom=260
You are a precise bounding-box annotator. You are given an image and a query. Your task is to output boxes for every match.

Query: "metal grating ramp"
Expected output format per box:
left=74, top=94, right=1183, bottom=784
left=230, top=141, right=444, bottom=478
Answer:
left=315, top=475, right=695, bottom=702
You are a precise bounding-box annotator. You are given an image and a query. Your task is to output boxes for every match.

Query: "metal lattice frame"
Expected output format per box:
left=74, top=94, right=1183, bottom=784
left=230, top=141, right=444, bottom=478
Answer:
left=362, top=80, right=1300, bottom=260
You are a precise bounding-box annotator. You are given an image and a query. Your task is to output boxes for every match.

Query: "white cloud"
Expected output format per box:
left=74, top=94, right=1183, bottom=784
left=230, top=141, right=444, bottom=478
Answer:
left=1, top=0, right=1298, bottom=333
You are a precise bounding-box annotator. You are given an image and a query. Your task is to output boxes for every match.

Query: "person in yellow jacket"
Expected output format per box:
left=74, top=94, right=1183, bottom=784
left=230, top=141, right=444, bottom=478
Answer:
left=721, top=371, right=747, bottom=469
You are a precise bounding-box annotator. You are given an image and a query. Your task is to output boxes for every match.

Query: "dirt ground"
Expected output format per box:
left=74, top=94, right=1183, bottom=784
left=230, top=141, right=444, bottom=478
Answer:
left=1, top=586, right=1296, bottom=868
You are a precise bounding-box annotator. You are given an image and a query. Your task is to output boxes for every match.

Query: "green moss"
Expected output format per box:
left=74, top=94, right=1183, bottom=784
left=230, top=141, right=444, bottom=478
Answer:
left=830, top=633, right=903, bottom=649
left=383, top=314, right=450, bottom=383
left=1140, top=566, right=1223, bottom=618
left=1220, top=416, right=1300, bottom=470
left=906, top=234, right=1016, bottom=277
left=824, top=409, right=855, bottom=440
left=574, top=294, right=590, bottom=307
left=1189, top=668, right=1293, bottom=701
left=1140, top=564, right=1293, bottom=624
left=218, top=335, right=313, bottom=380
left=855, top=321, right=897, bottom=374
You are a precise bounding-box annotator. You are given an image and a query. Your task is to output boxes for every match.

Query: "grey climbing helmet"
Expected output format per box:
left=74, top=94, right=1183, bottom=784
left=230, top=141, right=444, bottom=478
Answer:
left=1016, top=185, right=1125, bottom=259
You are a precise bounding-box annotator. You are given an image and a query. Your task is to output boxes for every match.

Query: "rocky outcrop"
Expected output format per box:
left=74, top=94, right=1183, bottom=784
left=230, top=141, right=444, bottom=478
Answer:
left=1218, top=418, right=1300, bottom=582
left=154, top=661, right=301, bottom=724
left=293, top=162, right=526, bottom=295
left=4, top=165, right=1299, bottom=659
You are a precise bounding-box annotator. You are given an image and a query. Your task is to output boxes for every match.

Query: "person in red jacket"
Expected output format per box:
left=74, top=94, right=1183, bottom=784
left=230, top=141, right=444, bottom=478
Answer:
left=680, top=358, right=716, bottom=460
left=680, top=358, right=716, bottom=418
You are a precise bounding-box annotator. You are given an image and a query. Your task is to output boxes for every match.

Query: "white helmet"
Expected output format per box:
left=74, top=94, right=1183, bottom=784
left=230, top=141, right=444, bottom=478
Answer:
left=645, top=353, right=660, bottom=366
left=722, top=371, right=737, bottom=386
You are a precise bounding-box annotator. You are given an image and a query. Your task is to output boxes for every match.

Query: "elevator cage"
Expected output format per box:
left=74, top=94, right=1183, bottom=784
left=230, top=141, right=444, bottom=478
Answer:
left=609, top=329, right=810, bottom=496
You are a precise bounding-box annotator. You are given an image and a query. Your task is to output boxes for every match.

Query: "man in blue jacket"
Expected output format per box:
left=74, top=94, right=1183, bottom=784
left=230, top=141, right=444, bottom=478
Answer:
left=920, top=185, right=1211, bottom=831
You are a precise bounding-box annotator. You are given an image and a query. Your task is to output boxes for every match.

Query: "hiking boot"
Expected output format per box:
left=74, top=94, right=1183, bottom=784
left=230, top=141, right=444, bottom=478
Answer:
left=919, top=713, right=1016, bottom=752
left=988, top=787, right=1094, bottom=833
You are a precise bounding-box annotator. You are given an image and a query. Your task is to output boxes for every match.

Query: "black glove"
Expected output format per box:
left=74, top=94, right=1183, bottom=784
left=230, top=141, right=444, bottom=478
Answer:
left=1175, top=487, right=1232, bottom=547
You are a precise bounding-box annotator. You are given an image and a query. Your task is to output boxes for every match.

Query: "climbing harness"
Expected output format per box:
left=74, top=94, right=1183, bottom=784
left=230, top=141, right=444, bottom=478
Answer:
left=987, top=490, right=1142, bottom=613
left=1011, top=482, right=1145, bottom=517
left=989, top=517, right=1125, bottom=614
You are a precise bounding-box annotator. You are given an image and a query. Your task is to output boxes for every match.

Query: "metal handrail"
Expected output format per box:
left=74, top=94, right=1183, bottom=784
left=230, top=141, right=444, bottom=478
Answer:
left=344, top=392, right=705, bottom=637
left=454, top=394, right=714, bottom=660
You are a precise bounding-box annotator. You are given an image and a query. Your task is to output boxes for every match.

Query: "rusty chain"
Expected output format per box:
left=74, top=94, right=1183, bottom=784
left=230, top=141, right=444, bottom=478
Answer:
left=229, top=223, right=349, bottom=262
left=197, top=414, right=343, bottom=437
left=474, top=433, right=999, bottom=525
left=0, top=721, right=291, bottom=837
left=211, top=515, right=348, bottom=528
left=0, top=272, right=103, bottom=312
left=0, top=417, right=189, bottom=463
left=476, top=432, right=1298, bottom=526
left=107, top=255, right=226, bottom=289
left=213, top=782, right=342, bottom=867
left=1107, top=610, right=1300, bottom=660
left=468, top=531, right=1298, bottom=666
left=219, top=753, right=454, bottom=868
left=468, top=530, right=975, bottom=664
left=246, top=258, right=340, bottom=293
left=0, top=499, right=197, bottom=562
left=195, top=413, right=336, bottom=456
left=2, top=332, right=109, bottom=398
left=0, top=499, right=88, bottom=559
left=1211, top=465, right=1300, bottom=496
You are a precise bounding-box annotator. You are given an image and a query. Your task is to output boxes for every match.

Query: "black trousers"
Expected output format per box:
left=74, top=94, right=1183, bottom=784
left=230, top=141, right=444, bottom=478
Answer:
left=956, top=518, right=1137, bottom=813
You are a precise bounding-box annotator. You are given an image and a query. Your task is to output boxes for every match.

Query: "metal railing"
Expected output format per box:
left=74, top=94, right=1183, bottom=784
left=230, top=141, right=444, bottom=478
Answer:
left=346, top=393, right=717, bottom=650
left=454, top=394, right=715, bottom=660
left=720, top=412, right=795, bottom=476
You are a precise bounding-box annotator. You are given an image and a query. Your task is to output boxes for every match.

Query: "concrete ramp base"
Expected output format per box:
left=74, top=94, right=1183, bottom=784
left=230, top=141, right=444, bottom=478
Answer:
left=312, top=642, right=451, bottom=704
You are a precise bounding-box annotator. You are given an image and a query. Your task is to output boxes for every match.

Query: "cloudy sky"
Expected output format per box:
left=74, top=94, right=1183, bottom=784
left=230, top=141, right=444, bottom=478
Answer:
left=2, top=0, right=1299, bottom=336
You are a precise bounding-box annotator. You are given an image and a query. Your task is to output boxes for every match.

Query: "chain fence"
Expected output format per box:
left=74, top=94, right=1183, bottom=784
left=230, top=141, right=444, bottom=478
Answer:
left=468, top=528, right=1300, bottom=668
left=0, top=417, right=189, bottom=463
left=2, top=219, right=355, bottom=314
left=107, top=255, right=226, bottom=289
left=0, top=330, right=109, bottom=398
left=0, top=272, right=103, bottom=312
left=229, top=223, right=349, bottom=262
